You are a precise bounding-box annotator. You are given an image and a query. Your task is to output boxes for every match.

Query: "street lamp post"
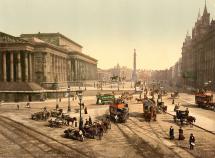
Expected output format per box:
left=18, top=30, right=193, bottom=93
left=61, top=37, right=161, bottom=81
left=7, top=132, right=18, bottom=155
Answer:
left=54, top=82, right=58, bottom=106
left=101, top=81, right=103, bottom=91
left=77, top=91, right=83, bottom=130
left=67, top=86, right=71, bottom=112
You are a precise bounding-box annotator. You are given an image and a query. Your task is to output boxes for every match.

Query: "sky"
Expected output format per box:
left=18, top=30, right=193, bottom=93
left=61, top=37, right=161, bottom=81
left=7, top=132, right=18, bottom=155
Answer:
left=0, top=0, right=215, bottom=70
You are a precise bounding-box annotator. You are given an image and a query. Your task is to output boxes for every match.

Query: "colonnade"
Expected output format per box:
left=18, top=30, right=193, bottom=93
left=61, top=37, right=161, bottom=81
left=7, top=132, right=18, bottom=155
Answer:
left=0, top=51, right=32, bottom=82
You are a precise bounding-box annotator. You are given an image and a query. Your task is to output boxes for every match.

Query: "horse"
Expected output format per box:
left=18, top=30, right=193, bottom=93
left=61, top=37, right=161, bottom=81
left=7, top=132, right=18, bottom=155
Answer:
left=187, top=116, right=196, bottom=126
left=135, top=98, right=143, bottom=103
left=102, top=119, right=111, bottom=129
left=65, top=117, right=77, bottom=126
left=94, top=121, right=107, bottom=133
left=42, top=111, right=50, bottom=120
left=83, top=125, right=98, bottom=139
left=162, top=106, right=167, bottom=113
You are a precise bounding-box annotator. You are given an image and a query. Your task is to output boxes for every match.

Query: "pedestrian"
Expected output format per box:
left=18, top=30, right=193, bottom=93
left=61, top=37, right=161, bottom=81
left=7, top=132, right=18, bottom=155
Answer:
left=189, top=133, right=195, bottom=150
left=185, top=107, right=189, bottom=116
left=172, top=98, right=175, bottom=104
left=17, top=104, right=19, bottom=110
left=178, top=126, right=185, bottom=140
left=26, top=102, right=31, bottom=108
left=59, top=97, right=61, bottom=102
left=169, top=126, right=174, bottom=140
left=89, top=116, right=92, bottom=125
left=84, top=107, right=88, bottom=114
left=56, top=103, right=59, bottom=110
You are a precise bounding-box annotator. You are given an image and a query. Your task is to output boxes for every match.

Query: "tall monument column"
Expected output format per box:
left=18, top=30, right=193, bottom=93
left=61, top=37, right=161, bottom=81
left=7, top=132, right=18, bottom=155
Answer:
left=10, top=52, right=14, bottom=81
left=132, top=49, right=137, bottom=82
left=2, top=52, right=7, bottom=81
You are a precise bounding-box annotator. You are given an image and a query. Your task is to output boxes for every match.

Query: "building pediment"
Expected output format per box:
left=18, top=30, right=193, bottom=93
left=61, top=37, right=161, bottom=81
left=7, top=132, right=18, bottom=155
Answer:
left=0, top=32, right=27, bottom=43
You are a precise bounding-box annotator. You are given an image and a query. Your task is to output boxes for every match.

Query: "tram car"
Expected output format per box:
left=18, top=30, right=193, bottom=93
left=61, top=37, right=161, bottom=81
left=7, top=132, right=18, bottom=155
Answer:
left=109, top=98, right=129, bottom=123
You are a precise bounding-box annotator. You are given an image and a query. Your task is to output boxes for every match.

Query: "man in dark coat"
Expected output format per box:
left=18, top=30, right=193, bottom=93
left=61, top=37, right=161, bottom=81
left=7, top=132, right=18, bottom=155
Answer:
left=169, top=126, right=174, bottom=140
left=89, top=116, right=92, bottom=125
left=189, top=133, right=195, bottom=150
left=178, top=127, right=185, bottom=140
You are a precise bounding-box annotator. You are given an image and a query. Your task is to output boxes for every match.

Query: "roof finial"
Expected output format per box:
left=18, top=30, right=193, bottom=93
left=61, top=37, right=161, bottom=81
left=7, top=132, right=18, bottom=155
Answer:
left=203, top=0, right=208, bottom=15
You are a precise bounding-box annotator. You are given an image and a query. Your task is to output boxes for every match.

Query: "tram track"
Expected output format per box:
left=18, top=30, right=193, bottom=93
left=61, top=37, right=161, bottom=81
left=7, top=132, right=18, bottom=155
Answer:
left=117, top=117, right=197, bottom=158
left=128, top=118, right=185, bottom=158
left=115, top=122, right=161, bottom=158
left=0, top=115, right=90, bottom=158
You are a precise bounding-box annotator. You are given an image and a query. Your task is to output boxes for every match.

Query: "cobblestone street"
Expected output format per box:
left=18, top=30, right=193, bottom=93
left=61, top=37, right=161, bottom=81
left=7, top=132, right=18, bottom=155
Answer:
left=0, top=95, right=214, bottom=158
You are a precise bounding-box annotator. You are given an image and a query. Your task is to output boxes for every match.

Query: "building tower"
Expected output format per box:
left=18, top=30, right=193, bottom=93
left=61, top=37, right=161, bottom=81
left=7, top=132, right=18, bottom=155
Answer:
left=132, top=49, right=137, bottom=82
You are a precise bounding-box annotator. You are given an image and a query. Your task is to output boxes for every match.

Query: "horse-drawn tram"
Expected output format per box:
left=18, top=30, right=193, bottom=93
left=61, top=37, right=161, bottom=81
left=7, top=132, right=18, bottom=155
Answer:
left=142, top=99, right=157, bottom=122
left=109, top=98, right=129, bottom=123
left=195, top=91, right=215, bottom=111
left=96, top=93, right=115, bottom=105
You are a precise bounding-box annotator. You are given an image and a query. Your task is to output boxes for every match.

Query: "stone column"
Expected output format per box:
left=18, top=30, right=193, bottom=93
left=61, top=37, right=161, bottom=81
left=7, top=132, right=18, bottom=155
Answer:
left=57, top=57, right=59, bottom=81
left=74, top=59, right=77, bottom=81
left=24, top=53, right=29, bottom=82
left=53, top=55, right=55, bottom=80
left=10, top=52, right=14, bottom=82
left=76, top=59, right=79, bottom=81
left=2, top=52, right=7, bottom=81
left=17, top=52, right=22, bottom=81
left=61, top=58, right=63, bottom=81
left=28, top=53, right=32, bottom=82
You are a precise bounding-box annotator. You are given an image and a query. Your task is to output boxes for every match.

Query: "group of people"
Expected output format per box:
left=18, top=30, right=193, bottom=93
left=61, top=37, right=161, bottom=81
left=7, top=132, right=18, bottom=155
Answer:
left=169, top=126, right=195, bottom=150
left=84, top=116, right=93, bottom=127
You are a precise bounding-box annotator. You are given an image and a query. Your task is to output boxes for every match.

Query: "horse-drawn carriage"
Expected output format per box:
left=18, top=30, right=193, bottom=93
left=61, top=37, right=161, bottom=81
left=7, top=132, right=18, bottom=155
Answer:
left=96, top=93, right=115, bottom=105
left=31, top=110, right=50, bottom=121
left=64, top=128, right=85, bottom=141
left=83, top=120, right=111, bottom=139
left=109, top=99, right=129, bottom=123
left=143, top=99, right=157, bottom=122
left=173, top=109, right=196, bottom=125
left=157, top=100, right=167, bottom=113
left=48, top=117, right=67, bottom=128
left=171, top=91, right=179, bottom=98
left=50, top=109, right=63, bottom=117
left=64, top=118, right=111, bottom=141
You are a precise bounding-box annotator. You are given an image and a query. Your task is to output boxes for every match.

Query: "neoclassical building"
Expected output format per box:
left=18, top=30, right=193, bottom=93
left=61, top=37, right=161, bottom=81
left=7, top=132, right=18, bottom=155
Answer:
left=182, top=3, right=215, bottom=89
left=0, top=32, right=97, bottom=101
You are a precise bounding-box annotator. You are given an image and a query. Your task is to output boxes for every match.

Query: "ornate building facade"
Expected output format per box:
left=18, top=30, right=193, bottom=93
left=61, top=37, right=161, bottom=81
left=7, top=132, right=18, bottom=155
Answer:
left=182, top=3, right=215, bottom=89
left=0, top=32, right=97, bottom=101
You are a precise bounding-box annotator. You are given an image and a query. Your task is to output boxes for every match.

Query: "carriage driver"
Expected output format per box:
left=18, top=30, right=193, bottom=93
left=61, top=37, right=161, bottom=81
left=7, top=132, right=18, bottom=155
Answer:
left=114, top=115, right=118, bottom=123
left=185, top=108, right=189, bottom=116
